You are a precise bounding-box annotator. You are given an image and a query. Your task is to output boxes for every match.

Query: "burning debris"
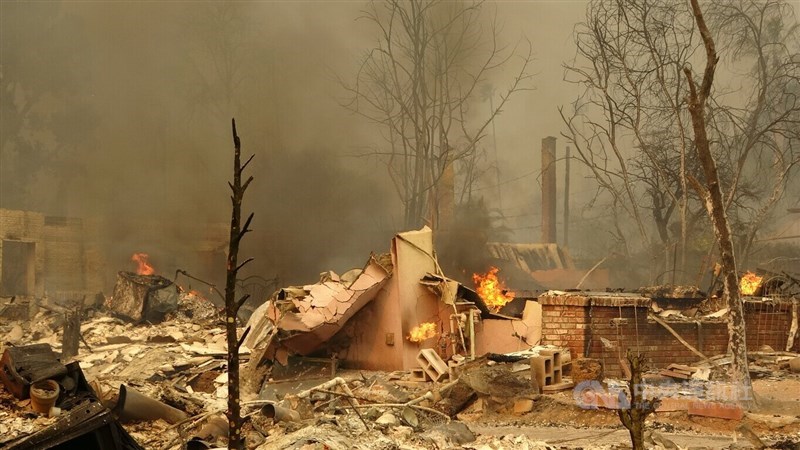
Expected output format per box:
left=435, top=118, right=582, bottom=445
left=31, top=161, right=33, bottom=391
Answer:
left=130, top=252, right=155, bottom=276
left=1, top=227, right=798, bottom=450
left=407, top=322, right=438, bottom=343
left=109, top=271, right=178, bottom=323
left=472, top=266, right=515, bottom=311
left=740, top=271, right=764, bottom=296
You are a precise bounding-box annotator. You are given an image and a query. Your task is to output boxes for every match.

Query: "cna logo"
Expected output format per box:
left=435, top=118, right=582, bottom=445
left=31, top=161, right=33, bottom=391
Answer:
left=573, top=380, right=629, bottom=409
left=572, top=379, right=753, bottom=410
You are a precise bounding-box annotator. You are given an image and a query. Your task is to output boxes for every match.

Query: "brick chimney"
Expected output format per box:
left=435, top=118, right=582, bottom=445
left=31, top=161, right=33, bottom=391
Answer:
left=541, top=136, right=557, bottom=243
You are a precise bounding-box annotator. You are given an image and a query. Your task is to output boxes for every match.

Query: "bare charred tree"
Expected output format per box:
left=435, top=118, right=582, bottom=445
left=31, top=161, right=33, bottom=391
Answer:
left=683, top=0, right=753, bottom=406
left=224, top=118, right=254, bottom=449
left=706, top=0, right=800, bottom=266
left=560, top=0, right=697, bottom=263
left=342, top=0, right=534, bottom=230
left=618, top=351, right=659, bottom=450
left=561, top=0, right=800, bottom=280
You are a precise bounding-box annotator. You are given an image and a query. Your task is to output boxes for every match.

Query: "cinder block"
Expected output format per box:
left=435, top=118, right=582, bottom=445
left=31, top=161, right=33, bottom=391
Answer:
left=410, top=368, right=429, bottom=382
left=416, top=349, right=448, bottom=382
left=539, top=349, right=562, bottom=370
left=530, top=355, right=554, bottom=387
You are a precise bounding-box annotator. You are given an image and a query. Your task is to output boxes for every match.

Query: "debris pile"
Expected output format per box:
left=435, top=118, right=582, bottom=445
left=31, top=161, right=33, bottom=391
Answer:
left=1, top=235, right=799, bottom=448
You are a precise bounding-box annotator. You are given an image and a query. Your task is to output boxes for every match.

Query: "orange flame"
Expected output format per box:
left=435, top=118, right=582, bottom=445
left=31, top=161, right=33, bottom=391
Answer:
left=740, top=271, right=763, bottom=296
left=131, top=253, right=155, bottom=276
left=408, top=322, right=438, bottom=343
left=185, top=289, right=209, bottom=301
left=472, top=266, right=515, bottom=311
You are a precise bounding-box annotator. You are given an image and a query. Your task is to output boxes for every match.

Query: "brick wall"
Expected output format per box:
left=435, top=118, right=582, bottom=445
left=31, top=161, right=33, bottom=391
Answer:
left=540, top=297, right=591, bottom=365
left=0, top=208, right=46, bottom=297
left=1, top=209, right=92, bottom=299
left=43, top=217, right=86, bottom=293
left=540, top=294, right=798, bottom=377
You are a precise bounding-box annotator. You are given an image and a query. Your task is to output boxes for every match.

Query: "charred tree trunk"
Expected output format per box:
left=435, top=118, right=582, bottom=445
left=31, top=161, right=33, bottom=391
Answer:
left=224, top=118, right=255, bottom=449
left=683, top=0, right=753, bottom=406
left=618, top=351, right=659, bottom=450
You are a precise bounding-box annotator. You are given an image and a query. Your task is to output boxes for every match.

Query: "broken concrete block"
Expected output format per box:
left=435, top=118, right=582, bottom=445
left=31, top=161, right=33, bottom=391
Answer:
left=572, top=358, right=603, bottom=385
left=688, top=401, right=744, bottom=420
left=512, top=398, right=534, bottom=414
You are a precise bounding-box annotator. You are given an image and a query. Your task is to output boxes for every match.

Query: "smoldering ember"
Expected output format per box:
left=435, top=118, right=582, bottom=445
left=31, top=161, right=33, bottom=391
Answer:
left=1, top=1, right=799, bottom=450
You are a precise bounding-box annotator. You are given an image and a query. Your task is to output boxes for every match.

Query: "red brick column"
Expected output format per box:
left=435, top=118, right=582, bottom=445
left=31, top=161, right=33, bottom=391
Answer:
left=539, top=296, right=590, bottom=361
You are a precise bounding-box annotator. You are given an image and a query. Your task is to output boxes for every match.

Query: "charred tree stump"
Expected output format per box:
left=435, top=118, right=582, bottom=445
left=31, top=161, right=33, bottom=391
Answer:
left=224, top=118, right=255, bottom=450
left=617, top=351, right=658, bottom=450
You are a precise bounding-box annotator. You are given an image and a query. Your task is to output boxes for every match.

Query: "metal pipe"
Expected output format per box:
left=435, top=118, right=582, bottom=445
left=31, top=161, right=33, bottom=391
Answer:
left=114, top=385, right=188, bottom=424
left=261, top=402, right=300, bottom=423
left=296, top=377, right=358, bottom=405
left=449, top=314, right=465, bottom=355
left=469, top=310, right=476, bottom=360
left=449, top=314, right=458, bottom=355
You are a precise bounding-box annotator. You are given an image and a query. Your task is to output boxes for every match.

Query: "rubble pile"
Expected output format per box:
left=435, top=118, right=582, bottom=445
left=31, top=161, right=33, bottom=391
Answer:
left=2, top=295, right=800, bottom=449
left=1, top=233, right=798, bottom=448
left=0, top=293, right=570, bottom=450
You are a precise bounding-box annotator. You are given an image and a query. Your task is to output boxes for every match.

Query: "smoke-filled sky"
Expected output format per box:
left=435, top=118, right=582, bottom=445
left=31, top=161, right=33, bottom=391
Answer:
left=1, top=1, right=596, bottom=285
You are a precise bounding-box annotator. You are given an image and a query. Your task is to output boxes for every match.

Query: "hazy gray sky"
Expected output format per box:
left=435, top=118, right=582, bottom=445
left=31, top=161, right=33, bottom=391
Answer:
left=0, top=0, right=649, bottom=282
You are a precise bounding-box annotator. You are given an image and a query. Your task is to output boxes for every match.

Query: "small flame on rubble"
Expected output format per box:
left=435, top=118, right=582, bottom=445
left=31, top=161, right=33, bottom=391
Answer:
left=472, top=266, right=515, bottom=311
left=740, top=271, right=763, bottom=296
left=131, top=252, right=155, bottom=276
left=408, top=322, right=438, bottom=343
left=187, top=289, right=203, bottom=299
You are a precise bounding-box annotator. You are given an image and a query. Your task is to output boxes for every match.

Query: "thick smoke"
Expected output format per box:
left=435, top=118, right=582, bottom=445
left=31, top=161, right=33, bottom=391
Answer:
left=7, top=1, right=700, bottom=293
left=1, top=2, right=400, bottom=289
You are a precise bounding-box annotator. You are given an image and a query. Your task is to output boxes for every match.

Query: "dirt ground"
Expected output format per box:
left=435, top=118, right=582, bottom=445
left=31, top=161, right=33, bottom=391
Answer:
left=449, top=380, right=800, bottom=449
